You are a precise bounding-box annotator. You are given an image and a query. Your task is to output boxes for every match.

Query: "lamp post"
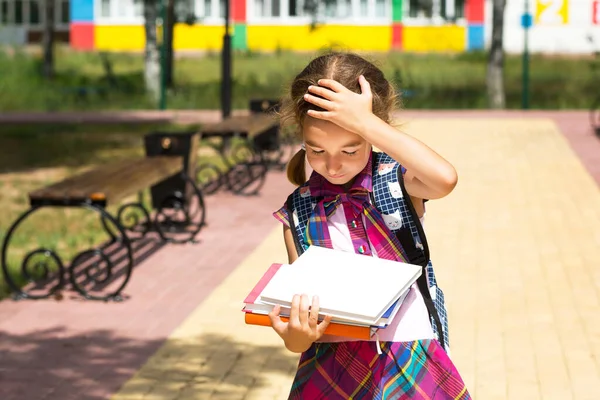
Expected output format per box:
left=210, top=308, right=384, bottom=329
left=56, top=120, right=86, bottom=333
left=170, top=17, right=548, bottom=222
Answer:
left=159, top=0, right=168, bottom=110
left=221, top=0, right=232, bottom=118
left=522, top=0, right=531, bottom=109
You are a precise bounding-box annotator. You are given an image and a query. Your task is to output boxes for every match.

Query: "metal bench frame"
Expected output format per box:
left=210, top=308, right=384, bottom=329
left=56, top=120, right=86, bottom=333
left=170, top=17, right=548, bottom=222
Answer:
left=1, top=156, right=205, bottom=302
left=196, top=101, right=296, bottom=196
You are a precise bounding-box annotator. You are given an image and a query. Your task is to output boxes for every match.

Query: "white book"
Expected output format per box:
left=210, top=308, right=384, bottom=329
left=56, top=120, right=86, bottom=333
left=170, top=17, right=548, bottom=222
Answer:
left=245, top=289, right=410, bottom=328
left=258, top=246, right=422, bottom=325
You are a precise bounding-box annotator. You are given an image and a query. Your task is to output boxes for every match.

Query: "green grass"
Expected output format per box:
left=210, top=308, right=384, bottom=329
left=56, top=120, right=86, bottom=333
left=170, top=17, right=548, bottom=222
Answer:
left=0, top=122, right=235, bottom=298
left=0, top=46, right=598, bottom=111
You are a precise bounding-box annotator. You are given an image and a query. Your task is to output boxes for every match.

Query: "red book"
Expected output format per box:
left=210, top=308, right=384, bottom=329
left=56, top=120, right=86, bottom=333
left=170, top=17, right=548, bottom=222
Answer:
left=244, top=312, right=375, bottom=340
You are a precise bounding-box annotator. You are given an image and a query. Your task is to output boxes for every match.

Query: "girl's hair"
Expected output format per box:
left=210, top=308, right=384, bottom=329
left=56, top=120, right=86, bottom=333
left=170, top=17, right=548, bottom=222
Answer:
left=280, top=52, right=399, bottom=186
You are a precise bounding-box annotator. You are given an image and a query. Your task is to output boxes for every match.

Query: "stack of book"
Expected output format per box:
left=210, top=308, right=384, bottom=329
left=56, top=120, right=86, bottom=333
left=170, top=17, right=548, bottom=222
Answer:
left=242, top=246, right=422, bottom=340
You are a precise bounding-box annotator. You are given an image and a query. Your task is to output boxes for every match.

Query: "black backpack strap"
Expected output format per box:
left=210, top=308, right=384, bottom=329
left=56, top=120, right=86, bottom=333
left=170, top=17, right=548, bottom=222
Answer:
left=285, top=193, right=305, bottom=257
left=396, top=167, right=446, bottom=349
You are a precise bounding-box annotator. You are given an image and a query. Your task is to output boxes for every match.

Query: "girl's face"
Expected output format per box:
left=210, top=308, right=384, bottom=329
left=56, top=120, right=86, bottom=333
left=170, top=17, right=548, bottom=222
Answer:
left=302, top=116, right=372, bottom=186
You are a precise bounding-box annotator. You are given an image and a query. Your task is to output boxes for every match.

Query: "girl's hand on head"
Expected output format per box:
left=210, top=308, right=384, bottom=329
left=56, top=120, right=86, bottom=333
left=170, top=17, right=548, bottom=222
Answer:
left=268, top=294, right=333, bottom=353
left=304, top=75, right=375, bottom=136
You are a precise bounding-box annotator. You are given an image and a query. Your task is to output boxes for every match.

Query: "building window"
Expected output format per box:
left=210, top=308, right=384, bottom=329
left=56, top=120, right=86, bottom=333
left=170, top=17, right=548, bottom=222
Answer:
left=60, top=0, right=69, bottom=23
left=1, top=0, right=9, bottom=24
left=408, top=0, right=431, bottom=18
left=175, top=0, right=195, bottom=20
left=359, top=0, right=367, bottom=15
left=116, top=0, right=128, bottom=17
left=255, top=0, right=281, bottom=17
left=375, top=0, right=386, bottom=18
left=97, top=0, right=153, bottom=21
left=203, top=0, right=211, bottom=17
left=252, top=0, right=390, bottom=20
left=440, top=0, right=464, bottom=19
left=29, top=0, right=40, bottom=24
left=324, top=0, right=352, bottom=18
left=219, top=0, right=225, bottom=18
left=133, top=0, right=143, bottom=17
left=101, top=0, right=111, bottom=17
left=199, top=0, right=224, bottom=19
left=288, top=0, right=306, bottom=16
left=407, top=0, right=464, bottom=21
left=15, top=0, right=23, bottom=24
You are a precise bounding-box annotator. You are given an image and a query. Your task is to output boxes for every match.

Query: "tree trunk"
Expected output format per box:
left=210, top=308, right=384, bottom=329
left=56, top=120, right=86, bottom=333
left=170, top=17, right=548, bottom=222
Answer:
left=144, top=0, right=161, bottom=101
left=486, top=0, right=506, bottom=109
left=42, top=0, right=55, bottom=79
left=165, top=0, right=175, bottom=88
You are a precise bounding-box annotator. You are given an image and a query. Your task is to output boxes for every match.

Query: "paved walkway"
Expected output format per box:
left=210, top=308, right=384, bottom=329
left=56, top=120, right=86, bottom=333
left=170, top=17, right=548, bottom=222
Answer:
left=1, top=112, right=599, bottom=400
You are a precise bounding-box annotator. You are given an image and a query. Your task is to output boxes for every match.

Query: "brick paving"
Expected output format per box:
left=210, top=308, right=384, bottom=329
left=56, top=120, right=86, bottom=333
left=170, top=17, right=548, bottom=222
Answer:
left=1, top=111, right=599, bottom=400
left=0, top=169, right=294, bottom=400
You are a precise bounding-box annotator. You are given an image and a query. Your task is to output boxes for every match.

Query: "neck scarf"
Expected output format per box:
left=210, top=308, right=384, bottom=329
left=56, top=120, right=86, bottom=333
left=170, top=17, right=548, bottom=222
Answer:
left=306, top=153, right=409, bottom=263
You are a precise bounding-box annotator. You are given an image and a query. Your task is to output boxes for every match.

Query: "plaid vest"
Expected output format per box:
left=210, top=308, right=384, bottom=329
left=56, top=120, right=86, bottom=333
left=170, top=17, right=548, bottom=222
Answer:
left=286, top=152, right=450, bottom=351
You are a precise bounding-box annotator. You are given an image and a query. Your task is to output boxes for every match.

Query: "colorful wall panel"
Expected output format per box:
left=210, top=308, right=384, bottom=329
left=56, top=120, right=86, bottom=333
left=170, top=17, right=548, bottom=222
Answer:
left=402, top=26, right=466, bottom=52
left=71, top=23, right=95, bottom=50
left=467, top=25, right=484, bottom=50
left=71, top=0, right=95, bottom=22
left=391, top=24, right=403, bottom=50
left=94, top=26, right=145, bottom=51
left=246, top=25, right=391, bottom=51
left=233, top=24, right=247, bottom=50
left=70, top=0, right=490, bottom=53
left=70, top=0, right=94, bottom=50
left=172, top=25, right=226, bottom=51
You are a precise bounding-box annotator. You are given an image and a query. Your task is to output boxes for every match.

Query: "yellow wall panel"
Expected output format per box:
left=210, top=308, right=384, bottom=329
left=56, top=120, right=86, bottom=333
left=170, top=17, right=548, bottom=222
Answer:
left=95, top=25, right=226, bottom=51
left=247, top=25, right=391, bottom=51
left=94, top=24, right=466, bottom=52
left=95, top=26, right=146, bottom=51
left=402, top=26, right=466, bottom=52
left=172, top=25, right=225, bottom=50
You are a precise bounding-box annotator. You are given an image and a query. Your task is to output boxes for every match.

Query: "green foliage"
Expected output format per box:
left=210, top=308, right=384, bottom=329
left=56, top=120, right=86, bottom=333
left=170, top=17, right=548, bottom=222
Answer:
left=0, top=45, right=597, bottom=110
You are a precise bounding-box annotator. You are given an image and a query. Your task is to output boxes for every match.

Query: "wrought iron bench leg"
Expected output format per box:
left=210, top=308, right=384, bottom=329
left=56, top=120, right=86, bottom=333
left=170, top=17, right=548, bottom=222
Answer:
left=254, top=126, right=296, bottom=171
left=1, top=206, right=66, bottom=300
left=99, top=192, right=152, bottom=244
left=70, top=204, right=134, bottom=302
left=153, top=170, right=206, bottom=244
left=195, top=140, right=228, bottom=195
left=225, top=138, right=268, bottom=196
left=1, top=204, right=134, bottom=302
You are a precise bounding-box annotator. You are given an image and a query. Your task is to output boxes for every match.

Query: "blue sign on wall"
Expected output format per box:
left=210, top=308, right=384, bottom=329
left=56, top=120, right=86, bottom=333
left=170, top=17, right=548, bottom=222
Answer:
left=71, top=0, right=95, bottom=22
left=521, top=13, right=533, bottom=28
left=468, top=25, right=485, bottom=51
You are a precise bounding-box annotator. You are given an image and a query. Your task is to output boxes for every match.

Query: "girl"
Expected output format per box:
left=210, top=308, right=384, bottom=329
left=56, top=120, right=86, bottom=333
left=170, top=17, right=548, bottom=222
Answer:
left=268, top=52, right=470, bottom=399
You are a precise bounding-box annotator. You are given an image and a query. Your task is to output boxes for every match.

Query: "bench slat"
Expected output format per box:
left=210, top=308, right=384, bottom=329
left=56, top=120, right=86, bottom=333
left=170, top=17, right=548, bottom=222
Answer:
left=31, top=158, right=148, bottom=199
left=201, top=114, right=278, bottom=138
left=29, top=156, right=183, bottom=207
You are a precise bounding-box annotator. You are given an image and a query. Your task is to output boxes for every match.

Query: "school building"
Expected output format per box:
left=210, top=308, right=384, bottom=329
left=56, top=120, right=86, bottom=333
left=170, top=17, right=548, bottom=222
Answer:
left=0, top=0, right=599, bottom=53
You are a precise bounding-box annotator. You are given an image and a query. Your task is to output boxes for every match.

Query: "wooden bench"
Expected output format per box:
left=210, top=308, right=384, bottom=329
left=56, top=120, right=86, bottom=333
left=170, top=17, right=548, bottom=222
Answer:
left=1, top=144, right=206, bottom=303
left=196, top=100, right=294, bottom=196
left=29, top=157, right=183, bottom=207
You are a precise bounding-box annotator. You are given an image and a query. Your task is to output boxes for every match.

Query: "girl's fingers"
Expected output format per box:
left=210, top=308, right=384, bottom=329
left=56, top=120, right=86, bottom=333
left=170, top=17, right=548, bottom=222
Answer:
left=289, top=294, right=301, bottom=325
left=316, top=315, right=333, bottom=337
left=306, top=110, right=333, bottom=120
left=307, top=85, right=337, bottom=100
left=268, top=304, right=287, bottom=335
left=304, top=93, right=334, bottom=111
left=298, top=294, right=310, bottom=327
left=358, top=75, right=372, bottom=97
left=308, top=296, right=320, bottom=329
left=317, top=79, right=346, bottom=93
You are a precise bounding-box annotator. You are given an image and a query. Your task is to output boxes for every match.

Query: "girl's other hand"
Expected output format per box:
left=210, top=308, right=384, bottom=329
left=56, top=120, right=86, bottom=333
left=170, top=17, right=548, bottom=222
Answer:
left=268, top=294, right=333, bottom=353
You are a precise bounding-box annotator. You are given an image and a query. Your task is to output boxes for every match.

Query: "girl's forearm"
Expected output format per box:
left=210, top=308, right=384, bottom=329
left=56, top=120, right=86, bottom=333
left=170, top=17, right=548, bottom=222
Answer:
left=359, top=115, right=458, bottom=197
left=284, top=337, right=313, bottom=354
